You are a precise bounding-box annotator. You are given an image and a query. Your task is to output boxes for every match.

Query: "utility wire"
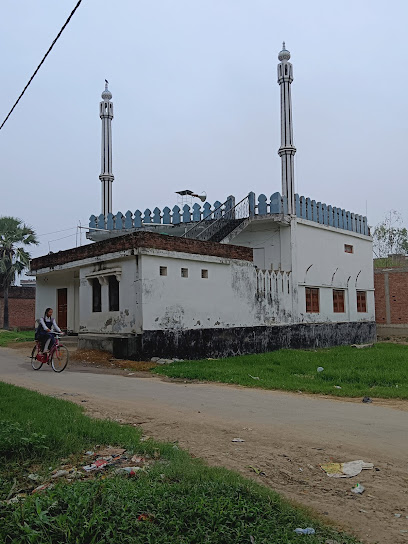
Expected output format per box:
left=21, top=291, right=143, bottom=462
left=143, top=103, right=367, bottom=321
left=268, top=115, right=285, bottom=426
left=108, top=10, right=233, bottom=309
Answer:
left=0, top=0, right=83, bottom=131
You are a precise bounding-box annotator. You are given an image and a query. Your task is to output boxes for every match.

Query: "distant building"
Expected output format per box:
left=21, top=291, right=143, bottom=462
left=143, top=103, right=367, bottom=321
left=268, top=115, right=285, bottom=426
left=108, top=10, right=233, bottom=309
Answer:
left=374, top=257, right=408, bottom=337
left=30, top=45, right=375, bottom=358
left=0, top=286, right=35, bottom=330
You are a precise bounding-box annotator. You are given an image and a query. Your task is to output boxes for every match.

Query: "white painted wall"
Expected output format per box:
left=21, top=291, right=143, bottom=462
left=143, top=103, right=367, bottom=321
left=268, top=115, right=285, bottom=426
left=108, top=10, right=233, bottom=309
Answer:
left=78, top=256, right=142, bottom=335
left=295, top=219, right=375, bottom=323
left=140, top=251, right=293, bottom=331
left=231, top=219, right=291, bottom=271
left=35, top=269, right=78, bottom=332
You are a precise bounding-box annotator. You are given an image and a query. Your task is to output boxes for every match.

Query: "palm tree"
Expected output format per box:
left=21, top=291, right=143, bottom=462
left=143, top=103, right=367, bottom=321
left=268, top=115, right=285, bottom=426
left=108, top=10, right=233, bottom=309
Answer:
left=0, top=217, right=38, bottom=330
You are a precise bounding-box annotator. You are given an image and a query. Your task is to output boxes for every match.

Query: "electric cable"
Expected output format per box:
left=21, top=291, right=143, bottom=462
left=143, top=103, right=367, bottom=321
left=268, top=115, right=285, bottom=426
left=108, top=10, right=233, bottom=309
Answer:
left=0, top=0, right=83, bottom=131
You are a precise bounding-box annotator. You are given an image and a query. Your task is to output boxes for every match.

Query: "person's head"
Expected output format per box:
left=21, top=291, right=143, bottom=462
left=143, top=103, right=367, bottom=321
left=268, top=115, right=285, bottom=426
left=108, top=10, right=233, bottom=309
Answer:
left=44, top=308, right=53, bottom=318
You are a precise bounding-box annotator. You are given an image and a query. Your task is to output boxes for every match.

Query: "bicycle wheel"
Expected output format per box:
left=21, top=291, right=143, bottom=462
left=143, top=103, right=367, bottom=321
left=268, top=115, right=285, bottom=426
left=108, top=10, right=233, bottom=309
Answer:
left=31, top=345, right=43, bottom=370
left=51, top=345, right=69, bottom=372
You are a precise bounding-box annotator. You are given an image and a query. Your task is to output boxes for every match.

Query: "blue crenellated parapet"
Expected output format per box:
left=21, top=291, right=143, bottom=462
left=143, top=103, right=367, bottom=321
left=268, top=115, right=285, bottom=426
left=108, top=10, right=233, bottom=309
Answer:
left=89, top=191, right=370, bottom=236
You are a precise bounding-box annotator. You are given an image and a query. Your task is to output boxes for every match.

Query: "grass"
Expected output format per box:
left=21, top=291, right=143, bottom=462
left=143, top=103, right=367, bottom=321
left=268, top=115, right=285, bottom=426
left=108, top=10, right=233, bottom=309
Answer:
left=0, top=330, right=34, bottom=347
left=153, top=343, right=408, bottom=399
left=0, top=382, right=360, bottom=544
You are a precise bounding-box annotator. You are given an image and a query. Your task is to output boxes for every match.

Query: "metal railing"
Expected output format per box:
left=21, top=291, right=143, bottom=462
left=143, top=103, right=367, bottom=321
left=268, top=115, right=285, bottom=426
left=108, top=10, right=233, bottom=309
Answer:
left=182, top=195, right=250, bottom=241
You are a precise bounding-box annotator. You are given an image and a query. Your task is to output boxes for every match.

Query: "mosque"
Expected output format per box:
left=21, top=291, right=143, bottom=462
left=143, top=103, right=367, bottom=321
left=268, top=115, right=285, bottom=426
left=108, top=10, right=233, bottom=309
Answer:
left=30, top=45, right=375, bottom=359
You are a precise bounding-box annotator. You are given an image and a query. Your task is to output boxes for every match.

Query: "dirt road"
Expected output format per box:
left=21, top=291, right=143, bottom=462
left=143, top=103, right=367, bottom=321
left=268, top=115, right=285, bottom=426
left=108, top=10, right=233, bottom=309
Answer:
left=1, top=346, right=407, bottom=543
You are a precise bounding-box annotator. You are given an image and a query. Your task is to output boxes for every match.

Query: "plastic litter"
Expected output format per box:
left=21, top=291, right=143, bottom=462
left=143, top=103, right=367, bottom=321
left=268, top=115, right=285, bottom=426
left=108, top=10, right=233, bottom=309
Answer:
left=317, top=367, right=324, bottom=372
left=333, top=385, right=342, bottom=389
left=232, top=438, right=245, bottom=442
left=27, top=473, right=40, bottom=481
left=394, top=513, right=402, bottom=518
left=294, top=527, right=315, bottom=535
left=351, top=483, right=365, bottom=494
left=51, top=470, right=69, bottom=479
left=248, top=375, right=260, bottom=380
left=362, top=397, right=372, bottom=403
left=320, top=460, right=374, bottom=478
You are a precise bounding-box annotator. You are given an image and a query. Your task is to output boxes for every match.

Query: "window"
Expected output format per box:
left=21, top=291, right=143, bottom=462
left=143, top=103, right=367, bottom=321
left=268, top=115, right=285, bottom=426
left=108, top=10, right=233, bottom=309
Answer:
left=201, top=269, right=208, bottom=279
left=344, top=244, right=353, bottom=253
left=305, top=287, right=319, bottom=313
left=333, top=289, right=345, bottom=313
left=108, top=276, right=119, bottom=311
left=92, top=279, right=101, bottom=312
left=357, top=291, right=367, bottom=312
left=181, top=268, right=188, bottom=278
left=160, top=266, right=167, bottom=276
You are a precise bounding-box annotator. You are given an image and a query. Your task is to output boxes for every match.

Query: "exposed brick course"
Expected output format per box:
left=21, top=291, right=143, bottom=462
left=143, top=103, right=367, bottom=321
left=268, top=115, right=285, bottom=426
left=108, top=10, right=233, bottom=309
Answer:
left=0, top=286, right=36, bottom=329
left=30, top=231, right=253, bottom=271
left=374, top=268, right=408, bottom=324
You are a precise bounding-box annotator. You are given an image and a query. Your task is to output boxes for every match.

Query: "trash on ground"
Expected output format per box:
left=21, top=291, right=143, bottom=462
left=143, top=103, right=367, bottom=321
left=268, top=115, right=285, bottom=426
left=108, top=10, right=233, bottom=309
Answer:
left=247, top=465, right=266, bottom=476
left=96, top=447, right=126, bottom=456
left=294, top=527, right=315, bottom=535
left=250, top=536, right=255, bottom=544
left=333, top=386, right=342, bottom=389
left=351, top=483, right=365, bottom=494
left=232, top=438, right=245, bottom=442
left=362, top=397, right=372, bottom=403
left=27, top=473, right=40, bottom=481
left=351, top=343, right=373, bottom=349
left=85, top=451, right=94, bottom=456
left=137, top=513, right=155, bottom=522
left=51, top=469, right=69, bottom=479
left=156, top=358, right=174, bottom=365
left=317, top=367, right=324, bottom=372
left=394, top=513, right=402, bottom=518
left=32, top=483, right=54, bottom=494
left=248, top=374, right=260, bottom=380
left=320, top=460, right=374, bottom=478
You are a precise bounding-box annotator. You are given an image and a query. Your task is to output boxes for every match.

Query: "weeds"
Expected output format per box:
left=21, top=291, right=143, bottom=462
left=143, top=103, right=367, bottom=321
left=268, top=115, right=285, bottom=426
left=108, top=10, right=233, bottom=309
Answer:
left=0, top=382, right=360, bottom=543
left=153, top=343, right=408, bottom=399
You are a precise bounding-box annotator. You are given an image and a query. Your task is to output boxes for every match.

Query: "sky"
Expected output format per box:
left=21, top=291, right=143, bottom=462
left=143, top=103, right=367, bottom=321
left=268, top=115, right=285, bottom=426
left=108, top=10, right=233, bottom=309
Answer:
left=1, top=0, right=408, bottom=266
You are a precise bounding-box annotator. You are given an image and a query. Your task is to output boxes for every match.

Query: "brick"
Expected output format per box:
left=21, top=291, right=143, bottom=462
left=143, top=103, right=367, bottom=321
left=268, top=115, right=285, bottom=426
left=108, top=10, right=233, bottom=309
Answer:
left=0, top=287, right=35, bottom=329
left=30, top=231, right=254, bottom=272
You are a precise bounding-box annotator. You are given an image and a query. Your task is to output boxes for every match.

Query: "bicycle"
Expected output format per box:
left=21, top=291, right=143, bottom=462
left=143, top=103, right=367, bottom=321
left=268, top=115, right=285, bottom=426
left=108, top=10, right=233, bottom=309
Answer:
left=30, top=333, right=69, bottom=373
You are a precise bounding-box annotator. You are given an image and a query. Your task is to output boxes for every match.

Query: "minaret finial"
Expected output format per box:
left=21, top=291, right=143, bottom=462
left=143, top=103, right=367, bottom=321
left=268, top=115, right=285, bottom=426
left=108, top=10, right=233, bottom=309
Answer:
left=278, top=42, right=291, bottom=62
left=101, top=80, right=112, bottom=101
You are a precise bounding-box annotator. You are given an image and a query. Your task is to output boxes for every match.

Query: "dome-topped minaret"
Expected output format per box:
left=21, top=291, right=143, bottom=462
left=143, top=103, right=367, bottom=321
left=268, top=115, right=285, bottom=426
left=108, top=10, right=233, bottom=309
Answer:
left=277, top=42, right=296, bottom=214
left=99, top=80, right=114, bottom=216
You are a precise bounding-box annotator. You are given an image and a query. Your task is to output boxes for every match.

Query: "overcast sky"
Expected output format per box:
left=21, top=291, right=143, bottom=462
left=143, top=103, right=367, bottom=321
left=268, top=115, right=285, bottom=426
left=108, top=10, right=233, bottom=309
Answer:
left=1, top=0, right=407, bottom=263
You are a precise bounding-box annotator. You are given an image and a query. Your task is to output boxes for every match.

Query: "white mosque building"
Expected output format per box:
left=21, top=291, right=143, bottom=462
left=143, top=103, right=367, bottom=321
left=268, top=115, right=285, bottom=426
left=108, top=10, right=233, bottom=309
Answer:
left=31, top=45, right=375, bottom=359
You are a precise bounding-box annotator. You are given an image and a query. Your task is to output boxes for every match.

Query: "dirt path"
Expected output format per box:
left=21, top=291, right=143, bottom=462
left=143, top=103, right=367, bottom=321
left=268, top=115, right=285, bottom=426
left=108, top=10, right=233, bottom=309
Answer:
left=1, top=346, right=408, bottom=544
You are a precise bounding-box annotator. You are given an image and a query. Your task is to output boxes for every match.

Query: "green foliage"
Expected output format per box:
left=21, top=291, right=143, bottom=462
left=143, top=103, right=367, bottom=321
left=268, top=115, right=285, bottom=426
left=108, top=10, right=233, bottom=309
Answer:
left=153, top=343, right=408, bottom=399
left=0, top=330, right=34, bottom=346
left=0, top=421, right=49, bottom=458
left=0, top=216, right=39, bottom=330
left=373, top=210, right=408, bottom=259
left=0, top=382, right=360, bottom=544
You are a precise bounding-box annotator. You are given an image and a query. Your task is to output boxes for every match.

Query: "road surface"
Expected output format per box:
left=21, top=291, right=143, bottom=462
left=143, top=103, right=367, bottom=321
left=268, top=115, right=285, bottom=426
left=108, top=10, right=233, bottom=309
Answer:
left=1, top=346, right=407, bottom=543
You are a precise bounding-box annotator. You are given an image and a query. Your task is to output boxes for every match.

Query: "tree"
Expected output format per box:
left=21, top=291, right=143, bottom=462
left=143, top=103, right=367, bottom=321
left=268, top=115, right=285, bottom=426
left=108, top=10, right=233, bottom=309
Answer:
left=373, top=211, right=408, bottom=260
left=0, top=217, right=38, bottom=330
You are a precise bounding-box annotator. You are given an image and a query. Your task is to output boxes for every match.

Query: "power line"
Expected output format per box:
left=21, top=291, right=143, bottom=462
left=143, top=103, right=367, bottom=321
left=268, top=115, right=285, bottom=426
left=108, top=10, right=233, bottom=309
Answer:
left=0, top=0, right=83, bottom=132
left=37, top=226, right=78, bottom=237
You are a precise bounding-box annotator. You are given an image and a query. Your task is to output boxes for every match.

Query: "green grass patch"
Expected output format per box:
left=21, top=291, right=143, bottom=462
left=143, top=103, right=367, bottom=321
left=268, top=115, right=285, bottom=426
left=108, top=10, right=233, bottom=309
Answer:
left=153, top=343, right=408, bottom=399
left=0, top=330, right=34, bottom=346
left=0, top=382, right=359, bottom=543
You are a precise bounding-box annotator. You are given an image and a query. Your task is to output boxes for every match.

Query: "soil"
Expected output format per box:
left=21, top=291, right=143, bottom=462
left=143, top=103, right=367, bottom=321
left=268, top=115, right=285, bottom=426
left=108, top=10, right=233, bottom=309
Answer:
left=3, top=343, right=408, bottom=544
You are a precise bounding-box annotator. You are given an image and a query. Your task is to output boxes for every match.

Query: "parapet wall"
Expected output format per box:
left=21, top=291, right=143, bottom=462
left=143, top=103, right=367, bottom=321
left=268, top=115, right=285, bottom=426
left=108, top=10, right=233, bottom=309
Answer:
left=89, top=191, right=369, bottom=236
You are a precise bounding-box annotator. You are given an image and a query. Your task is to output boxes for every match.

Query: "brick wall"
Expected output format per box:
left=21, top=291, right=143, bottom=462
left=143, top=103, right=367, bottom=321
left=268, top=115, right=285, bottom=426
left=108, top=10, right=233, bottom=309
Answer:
left=0, top=286, right=36, bottom=329
left=30, top=232, right=253, bottom=272
left=374, top=268, right=408, bottom=324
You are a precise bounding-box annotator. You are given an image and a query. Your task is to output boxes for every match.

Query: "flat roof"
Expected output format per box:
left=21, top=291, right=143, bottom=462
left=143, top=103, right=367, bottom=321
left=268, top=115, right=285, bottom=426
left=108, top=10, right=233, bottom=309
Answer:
left=30, top=231, right=253, bottom=271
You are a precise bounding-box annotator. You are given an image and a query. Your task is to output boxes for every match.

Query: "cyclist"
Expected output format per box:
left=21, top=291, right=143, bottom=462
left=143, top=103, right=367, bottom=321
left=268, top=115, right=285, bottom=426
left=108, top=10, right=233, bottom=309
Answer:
left=36, top=307, right=64, bottom=353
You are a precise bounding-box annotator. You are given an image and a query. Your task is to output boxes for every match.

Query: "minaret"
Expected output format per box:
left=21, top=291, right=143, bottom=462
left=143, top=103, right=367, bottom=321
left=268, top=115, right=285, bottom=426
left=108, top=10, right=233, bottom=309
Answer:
left=277, top=43, right=296, bottom=214
left=99, top=80, right=114, bottom=216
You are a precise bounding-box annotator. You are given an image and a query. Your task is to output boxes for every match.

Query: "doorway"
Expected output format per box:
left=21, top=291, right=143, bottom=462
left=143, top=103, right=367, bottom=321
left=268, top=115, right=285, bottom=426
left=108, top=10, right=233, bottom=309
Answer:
left=57, top=288, right=68, bottom=330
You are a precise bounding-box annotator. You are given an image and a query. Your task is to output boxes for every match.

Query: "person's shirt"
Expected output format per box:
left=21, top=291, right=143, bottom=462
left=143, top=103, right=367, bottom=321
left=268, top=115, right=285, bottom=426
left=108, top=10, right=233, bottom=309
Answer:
left=39, top=316, right=62, bottom=333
